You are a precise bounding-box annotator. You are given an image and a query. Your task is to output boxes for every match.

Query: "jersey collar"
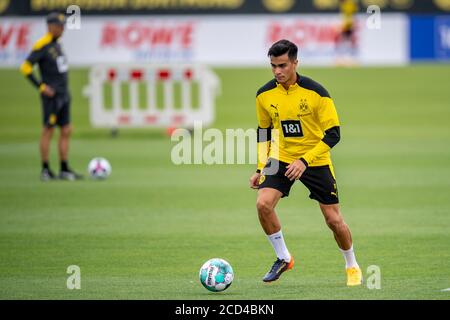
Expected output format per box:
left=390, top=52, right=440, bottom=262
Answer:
left=276, top=73, right=301, bottom=94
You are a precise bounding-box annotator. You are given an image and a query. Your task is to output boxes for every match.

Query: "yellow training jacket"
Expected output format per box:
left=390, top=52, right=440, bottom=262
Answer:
left=256, top=74, right=340, bottom=171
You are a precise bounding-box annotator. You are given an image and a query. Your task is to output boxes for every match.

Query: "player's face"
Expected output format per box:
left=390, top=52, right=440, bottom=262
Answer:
left=270, top=53, right=298, bottom=85
left=48, top=24, right=65, bottom=38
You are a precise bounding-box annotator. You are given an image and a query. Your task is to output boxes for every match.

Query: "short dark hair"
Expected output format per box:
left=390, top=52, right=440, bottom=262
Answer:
left=267, top=40, right=298, bottom=60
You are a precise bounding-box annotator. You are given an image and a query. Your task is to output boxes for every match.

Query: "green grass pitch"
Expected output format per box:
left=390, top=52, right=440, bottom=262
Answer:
left=0, top=65, right=449, bottom=299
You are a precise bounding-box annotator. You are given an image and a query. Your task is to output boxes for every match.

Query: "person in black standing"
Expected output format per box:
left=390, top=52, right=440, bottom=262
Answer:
left=20, top=12, right=82, bottom=181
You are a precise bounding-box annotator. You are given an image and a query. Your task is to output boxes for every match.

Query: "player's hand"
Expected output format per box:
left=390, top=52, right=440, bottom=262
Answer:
left=249, top=172, right=261, bottom=189
left=285, top=160, right=306, bottom=181
left=41, top=84, right=55, bottom=97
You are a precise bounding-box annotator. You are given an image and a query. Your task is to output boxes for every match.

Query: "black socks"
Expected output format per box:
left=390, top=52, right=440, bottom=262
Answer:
left=60, top=160, right=69, bottom=172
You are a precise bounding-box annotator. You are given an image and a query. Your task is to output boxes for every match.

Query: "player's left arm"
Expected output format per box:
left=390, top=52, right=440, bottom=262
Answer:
left=301, top=96, right=340, bottom=165
left=285, top=96, right=340, bottom=180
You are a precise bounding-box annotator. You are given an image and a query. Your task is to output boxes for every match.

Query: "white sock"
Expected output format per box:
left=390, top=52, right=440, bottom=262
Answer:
left=339, top=245, right=359, bottom=269
left=267, top=230, right=291, bottom=262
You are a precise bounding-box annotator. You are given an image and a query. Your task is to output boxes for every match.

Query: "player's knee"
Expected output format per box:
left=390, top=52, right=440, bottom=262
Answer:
left=42, top=127, right=54, bottom=137
left=61, top=125, right=72, bottom=137
left=325, top=215, right=345, bottom=231
left=256, top=197, right=274, bottom=216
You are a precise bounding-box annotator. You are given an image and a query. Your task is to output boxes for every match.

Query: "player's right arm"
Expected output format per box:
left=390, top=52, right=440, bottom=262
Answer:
left=256, top=94, right=272, bottom=173
left=20, top=35, right=55, bottom=97
left=250, top=95, right=272, bottom=189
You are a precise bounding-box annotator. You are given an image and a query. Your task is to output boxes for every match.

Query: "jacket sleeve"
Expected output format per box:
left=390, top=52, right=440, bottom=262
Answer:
left=20, top=46, right=45, bottom=90
left=300, top=96, right=341, bottom=166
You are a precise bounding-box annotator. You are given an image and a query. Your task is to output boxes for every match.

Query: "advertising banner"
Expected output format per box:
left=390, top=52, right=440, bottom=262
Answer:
left=0, top=14, right=408, bottom=67
left=410, top=15, right=450, bottom=61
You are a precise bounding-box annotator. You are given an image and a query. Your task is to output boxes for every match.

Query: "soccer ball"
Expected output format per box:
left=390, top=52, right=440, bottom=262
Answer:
left=199, top=258, right=234, bottom=292
left=88, top=157, right=111, bottom=179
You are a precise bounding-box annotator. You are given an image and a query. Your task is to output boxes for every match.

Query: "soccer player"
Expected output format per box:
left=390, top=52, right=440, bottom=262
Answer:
left=20, top=13, right=82, bottom=181
left=335, top=0, right=358, bottom=65
left=249, top=40, right=362, bottom=286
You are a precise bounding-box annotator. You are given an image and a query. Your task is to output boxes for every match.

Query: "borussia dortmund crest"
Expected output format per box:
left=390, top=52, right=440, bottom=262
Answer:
left=299, top=99, right=308, bottom=112
left=48, top=47, right=58, bottom=59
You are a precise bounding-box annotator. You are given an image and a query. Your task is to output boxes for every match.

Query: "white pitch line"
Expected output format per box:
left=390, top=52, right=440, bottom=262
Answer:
left=441, top=288, right=450, bottom=292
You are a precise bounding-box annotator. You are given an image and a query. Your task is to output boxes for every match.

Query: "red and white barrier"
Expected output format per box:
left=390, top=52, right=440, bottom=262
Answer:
left=83, top=64, right=220, bottom=128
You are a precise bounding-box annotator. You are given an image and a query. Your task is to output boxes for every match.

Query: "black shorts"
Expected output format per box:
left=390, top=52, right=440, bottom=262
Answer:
left=258, top=158, right=339, bottom=205
left=41, top=92, right=71, bottom=127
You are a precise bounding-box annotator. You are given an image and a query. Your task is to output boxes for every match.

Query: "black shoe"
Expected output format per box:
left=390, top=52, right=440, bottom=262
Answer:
left=59, top=169, right=84, bottom=181
left=262, top=256, right=294, bottom=283
left=41, top=168, right=56, bottom=181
